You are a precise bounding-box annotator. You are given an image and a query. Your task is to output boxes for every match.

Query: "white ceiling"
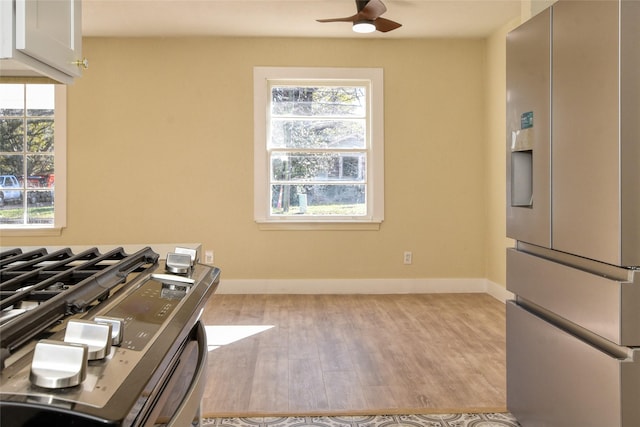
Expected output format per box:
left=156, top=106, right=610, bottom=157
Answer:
left=82, top=0, right=522, bottom=39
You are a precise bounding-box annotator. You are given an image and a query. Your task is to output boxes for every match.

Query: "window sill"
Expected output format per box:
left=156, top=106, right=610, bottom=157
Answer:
left=0, top=227, right=63, bottom=237
left=256, top=221, right=382, bottom=231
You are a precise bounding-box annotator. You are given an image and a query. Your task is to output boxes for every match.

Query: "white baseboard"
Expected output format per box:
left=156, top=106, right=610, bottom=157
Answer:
left=484, top=279, right=515, bottom=303
left=217, top=278, right=514, bottom=303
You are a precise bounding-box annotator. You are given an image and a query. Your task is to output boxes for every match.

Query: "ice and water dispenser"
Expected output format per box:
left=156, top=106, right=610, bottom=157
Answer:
left=510, top=111, right=534, bottom=208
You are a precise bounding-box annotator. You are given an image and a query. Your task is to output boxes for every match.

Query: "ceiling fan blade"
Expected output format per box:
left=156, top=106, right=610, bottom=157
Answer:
left=317, top=14, right=358, bottom=23
left=374, top=17, right=402, bottom=32
left=358, top=0, right=387, bottom=20
left=317, top=0, right=401, bottom=32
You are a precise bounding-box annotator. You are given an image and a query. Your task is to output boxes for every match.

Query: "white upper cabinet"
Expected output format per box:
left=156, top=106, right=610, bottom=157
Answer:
left=0, top=0, right=85, bottom=84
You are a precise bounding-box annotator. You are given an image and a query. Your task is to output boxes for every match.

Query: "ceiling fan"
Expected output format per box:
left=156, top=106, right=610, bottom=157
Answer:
left=316, top=0, right=402, bottom=34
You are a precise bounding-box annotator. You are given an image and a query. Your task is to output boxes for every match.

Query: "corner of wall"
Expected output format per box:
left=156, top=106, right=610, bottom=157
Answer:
left=484, top=279, right=515, bottom=303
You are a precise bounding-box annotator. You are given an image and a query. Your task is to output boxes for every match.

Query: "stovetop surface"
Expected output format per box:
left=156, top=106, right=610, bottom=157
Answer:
left=0, top=247, right=220, bottom=424
left=0, top=247, right=160, bottom=356
left=0, top=262, right=216, bottom=406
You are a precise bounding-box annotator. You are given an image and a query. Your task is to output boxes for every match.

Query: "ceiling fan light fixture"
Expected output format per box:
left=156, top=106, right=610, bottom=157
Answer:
left=353, top=20, right=376, bottom=33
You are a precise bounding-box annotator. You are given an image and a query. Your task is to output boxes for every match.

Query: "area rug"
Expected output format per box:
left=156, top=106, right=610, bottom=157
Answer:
left=201, top=413, right=521, bottom=427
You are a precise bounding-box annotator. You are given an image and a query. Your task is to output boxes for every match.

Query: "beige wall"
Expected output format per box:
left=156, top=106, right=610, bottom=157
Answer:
left=3, top=36, right=508, bottom=284
left=484, top=19, right=520, bottom=286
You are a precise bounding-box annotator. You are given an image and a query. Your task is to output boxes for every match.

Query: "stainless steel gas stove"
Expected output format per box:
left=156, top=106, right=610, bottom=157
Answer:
left=0, top=246, right=220, bottom=427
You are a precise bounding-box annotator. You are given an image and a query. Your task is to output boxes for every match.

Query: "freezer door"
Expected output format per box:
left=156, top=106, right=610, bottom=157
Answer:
left=507, top=247, right=640, bottom=346
left=552, top=0, right=640, bottom=266
left=505, top=8, right=551, bottom=247
left=507, top=301, right=640, bottom=427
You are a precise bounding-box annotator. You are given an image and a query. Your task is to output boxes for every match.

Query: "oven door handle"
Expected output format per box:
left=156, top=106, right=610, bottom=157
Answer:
left=167, top=321, right=208, bottom=427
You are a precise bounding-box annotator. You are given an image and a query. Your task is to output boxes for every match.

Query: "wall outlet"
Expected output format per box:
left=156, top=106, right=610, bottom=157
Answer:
left=205, top=250, right=214, bottom=264
left=403, top=251, right=412, bottom=265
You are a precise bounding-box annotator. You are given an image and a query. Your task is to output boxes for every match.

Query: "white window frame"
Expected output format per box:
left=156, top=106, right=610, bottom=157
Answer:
left=253, top=67, right=384, bottom=229
left=0, top=84, right=67, bottom=236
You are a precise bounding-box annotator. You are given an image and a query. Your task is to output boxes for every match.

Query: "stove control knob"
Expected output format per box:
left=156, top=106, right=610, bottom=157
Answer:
left=64, top=320, right=112, bottom=360
left=30, top=340, right=88, bottom=388
left=94, top=316, right=125, bottom=346
left=166, top=252, right=193, bottom=275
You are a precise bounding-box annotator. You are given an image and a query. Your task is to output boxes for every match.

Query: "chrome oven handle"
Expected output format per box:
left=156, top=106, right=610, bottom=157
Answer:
left=166, top=321, right=208, bottom=427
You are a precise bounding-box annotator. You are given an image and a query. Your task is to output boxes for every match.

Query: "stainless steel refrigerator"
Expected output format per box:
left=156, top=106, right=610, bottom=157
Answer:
left=505, top=1, right=640, bottom=426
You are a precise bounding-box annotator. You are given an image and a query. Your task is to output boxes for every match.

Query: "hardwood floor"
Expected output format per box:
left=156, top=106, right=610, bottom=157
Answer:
left=200, top=293, right=507, bottom=417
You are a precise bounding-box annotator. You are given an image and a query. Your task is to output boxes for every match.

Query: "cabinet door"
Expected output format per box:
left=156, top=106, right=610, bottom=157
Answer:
left=15, top=0, right=82, bottom=78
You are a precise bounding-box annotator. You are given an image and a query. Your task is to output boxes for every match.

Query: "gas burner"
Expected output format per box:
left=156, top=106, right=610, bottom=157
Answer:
left=45, top=283, right=68, bottom=291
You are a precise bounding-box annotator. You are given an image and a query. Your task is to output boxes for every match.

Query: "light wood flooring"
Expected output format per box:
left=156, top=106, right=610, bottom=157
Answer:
left=200, top=293, right=507, bottom=417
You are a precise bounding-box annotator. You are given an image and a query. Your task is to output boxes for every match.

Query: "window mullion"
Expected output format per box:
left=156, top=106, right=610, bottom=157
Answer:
left=21, top=87, right=28, bottom=216
left=269, top=148, right=367, bottom=154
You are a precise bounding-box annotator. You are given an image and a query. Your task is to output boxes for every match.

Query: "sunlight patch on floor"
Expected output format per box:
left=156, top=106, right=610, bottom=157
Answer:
left=204, top=325, right=274, bottom=351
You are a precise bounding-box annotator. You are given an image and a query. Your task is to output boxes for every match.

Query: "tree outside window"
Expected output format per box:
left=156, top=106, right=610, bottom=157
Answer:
left=268, top=85, right=369, bottom=217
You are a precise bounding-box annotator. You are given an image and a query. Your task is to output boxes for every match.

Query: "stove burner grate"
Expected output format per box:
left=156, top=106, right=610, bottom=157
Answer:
left=0, top=247, right=159, bottom=364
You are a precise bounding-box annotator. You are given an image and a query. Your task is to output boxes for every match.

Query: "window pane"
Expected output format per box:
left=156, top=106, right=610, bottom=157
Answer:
left=0, top=84, right=25, bottom=116
left=271, top=86, right=366, bottom=117
left=0, top=199, right=25, bottom=224
left=26, top=84, right=54, bottom=116
left=27, top=118, right=54, bottom=152
left=271, top=152, right=365, bottom=182
left=270, top=119, right=365, bottom=149
left=0, top=155, right=24, bottom=176
left=0, top=171, right=24, bottom=216
left=26, top=199, right=53, bottom=224
left=25, top=156, right=54, bottom=217
left=27, top=154, right=54, bottom=177
left=270, top=184, right=366, bottom=216
left=0, top=119, right=24, bottom=151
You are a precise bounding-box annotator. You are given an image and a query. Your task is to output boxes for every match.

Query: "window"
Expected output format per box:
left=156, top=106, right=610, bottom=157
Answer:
left=254, top=67, right=384, bottom=227
left=0, top=84, right=66, bottom=232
